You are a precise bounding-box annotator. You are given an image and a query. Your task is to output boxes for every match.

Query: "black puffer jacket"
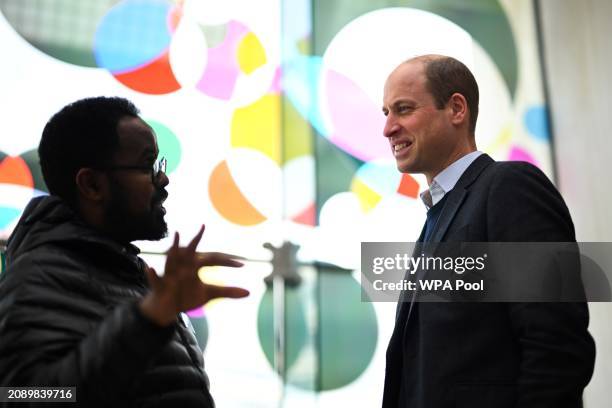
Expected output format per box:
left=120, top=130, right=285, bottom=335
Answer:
left=0, top=196, right=215, bottom=407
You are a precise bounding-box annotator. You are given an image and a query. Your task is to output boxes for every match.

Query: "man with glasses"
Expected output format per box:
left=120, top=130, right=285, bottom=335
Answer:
left=0, top=97, right=247, bottom=407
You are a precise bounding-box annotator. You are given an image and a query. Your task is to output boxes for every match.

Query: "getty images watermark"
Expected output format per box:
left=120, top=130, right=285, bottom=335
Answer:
left=361, top=242, right=612, bottom=302
left=371, top=251, right=487, bottom=292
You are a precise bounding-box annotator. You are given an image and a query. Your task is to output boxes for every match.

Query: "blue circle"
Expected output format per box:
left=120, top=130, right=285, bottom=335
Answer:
left=524, top=106, right=550, bottom=141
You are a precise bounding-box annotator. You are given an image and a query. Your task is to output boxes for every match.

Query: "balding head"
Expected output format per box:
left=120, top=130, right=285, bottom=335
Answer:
left=404, top=55, right=479, bottom=135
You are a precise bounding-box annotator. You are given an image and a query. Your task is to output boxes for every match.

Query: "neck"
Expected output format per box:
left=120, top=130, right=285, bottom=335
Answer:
left=425, top=145, right=477, bottom=185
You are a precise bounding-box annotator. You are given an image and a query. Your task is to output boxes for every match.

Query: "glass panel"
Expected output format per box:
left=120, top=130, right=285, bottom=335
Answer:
left=0, top=0, right=552, bottom=406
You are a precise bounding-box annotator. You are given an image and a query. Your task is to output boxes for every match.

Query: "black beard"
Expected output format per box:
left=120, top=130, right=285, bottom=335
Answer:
left=105, top=181, right=168, bottom=242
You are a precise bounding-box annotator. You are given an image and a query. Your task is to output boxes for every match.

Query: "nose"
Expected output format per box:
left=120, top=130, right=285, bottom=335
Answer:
left=383, top=114, right=399, bottom=138
left=157, top=170, right=169, bottom=188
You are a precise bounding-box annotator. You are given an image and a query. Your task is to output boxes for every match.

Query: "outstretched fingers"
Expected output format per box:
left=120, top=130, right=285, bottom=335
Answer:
left=196, top=252, right=245, bottom=268
left=166, top=231, right=180, bottom=257
left=187, top=225, right=205, bottom=253
left=204, top=283, right=250, bottom=302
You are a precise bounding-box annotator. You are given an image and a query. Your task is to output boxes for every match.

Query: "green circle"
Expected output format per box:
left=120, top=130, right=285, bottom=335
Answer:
left=188, top=315, right=209, bottom=351
left=257, top=287, right=309, bottom=371
left=318, top=272, right=378, bottom=390
left=146, top=120, right=182, bottom=174
left=256, top=272, right=378, bottom=391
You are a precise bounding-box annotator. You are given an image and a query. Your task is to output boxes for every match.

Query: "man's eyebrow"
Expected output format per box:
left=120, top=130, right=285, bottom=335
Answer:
left=391, top=99, right=414, bottom=106
left=383, top=99, right=415, bottom=113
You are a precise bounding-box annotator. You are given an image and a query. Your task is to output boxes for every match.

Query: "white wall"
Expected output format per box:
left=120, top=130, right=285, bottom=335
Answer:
left=538, top=1, right=612, bottom=406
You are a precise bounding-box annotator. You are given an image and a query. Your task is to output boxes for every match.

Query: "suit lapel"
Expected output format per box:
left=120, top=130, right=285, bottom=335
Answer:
left=428, top=189, right=467, bottom=244
left=429, top=154, right=494, bottom=243
left=403, top=154, right=494, bottom=320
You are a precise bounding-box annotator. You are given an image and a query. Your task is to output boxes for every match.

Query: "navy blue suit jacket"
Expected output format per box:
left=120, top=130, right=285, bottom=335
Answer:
left=382, top=154, right=595, bottom=408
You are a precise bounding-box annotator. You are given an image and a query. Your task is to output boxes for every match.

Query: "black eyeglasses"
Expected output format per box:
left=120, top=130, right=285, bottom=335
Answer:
left=103, top=157, right=167, bottom=183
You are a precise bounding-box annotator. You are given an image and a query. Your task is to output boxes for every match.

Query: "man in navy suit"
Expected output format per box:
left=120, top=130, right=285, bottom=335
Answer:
left=380, top=55, right=595, bottom=408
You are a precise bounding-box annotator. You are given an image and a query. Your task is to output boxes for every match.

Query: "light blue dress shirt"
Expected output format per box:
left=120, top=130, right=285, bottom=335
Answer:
left=419, top=151, right=483, bottom=209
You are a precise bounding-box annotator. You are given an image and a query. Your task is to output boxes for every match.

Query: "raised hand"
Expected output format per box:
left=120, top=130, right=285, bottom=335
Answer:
left=140, top=225, right=249, bottom=326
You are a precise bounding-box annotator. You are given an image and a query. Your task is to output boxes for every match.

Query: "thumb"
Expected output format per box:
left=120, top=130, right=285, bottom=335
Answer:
left=145, top=266, right=161, bottom=291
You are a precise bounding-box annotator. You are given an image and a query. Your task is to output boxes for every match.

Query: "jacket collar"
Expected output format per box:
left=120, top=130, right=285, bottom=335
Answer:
left=419, top=154, right=494, bottom=243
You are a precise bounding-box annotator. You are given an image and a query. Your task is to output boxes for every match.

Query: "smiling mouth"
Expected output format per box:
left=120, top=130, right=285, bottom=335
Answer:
left=393, top=142, right=412, bottom=157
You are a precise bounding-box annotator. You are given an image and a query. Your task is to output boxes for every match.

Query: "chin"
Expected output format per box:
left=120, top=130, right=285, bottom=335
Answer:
left=134, top=214, right=168, bottom=241
left=139, top=227, right=168, bottom=242
left=149, top=217, right=169, bottom=240
left=396, top=161, right=417, bottom=174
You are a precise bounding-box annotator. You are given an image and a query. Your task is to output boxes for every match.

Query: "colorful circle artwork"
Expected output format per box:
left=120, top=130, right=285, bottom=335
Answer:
left=94, top=0, right=181, bottom=94
left=312, top=0, right=518, bottom=98
left=0, top=0, right=120, bottom=67
left=257, top=271, right=378, bottom=391
left=195, top=20, right=267, bottom=100
left=0, top=151, right=46, bottom=232
left=508, top=146, right=539, bottom=168
left=351, top=161, right=419, bottom=212
left=320, top=7, right=511, bottom=157
left=145, top=119, right=182, bottom=174
left=208, top=149, right=282, bottom=227
left=2, top=0, right=270, bottom=99
left=209, top=75, right=316, bottom=226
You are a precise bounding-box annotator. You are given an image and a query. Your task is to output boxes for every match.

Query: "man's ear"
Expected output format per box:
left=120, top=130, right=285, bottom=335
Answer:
left=75, top=168, right=107, bottom=202
left=447, top=93, right=468, bottom=127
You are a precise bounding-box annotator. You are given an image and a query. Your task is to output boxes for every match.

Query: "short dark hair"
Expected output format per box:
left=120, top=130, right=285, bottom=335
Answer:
left=413, top=55, right=479, bottom=134
left=38, top=97, right=140, bottom=205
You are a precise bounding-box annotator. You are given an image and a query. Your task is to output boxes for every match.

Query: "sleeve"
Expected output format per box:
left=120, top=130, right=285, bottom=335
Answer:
left=0, top=257, right=176, bottom=407
left=486, top=162, right=596, bottom=408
